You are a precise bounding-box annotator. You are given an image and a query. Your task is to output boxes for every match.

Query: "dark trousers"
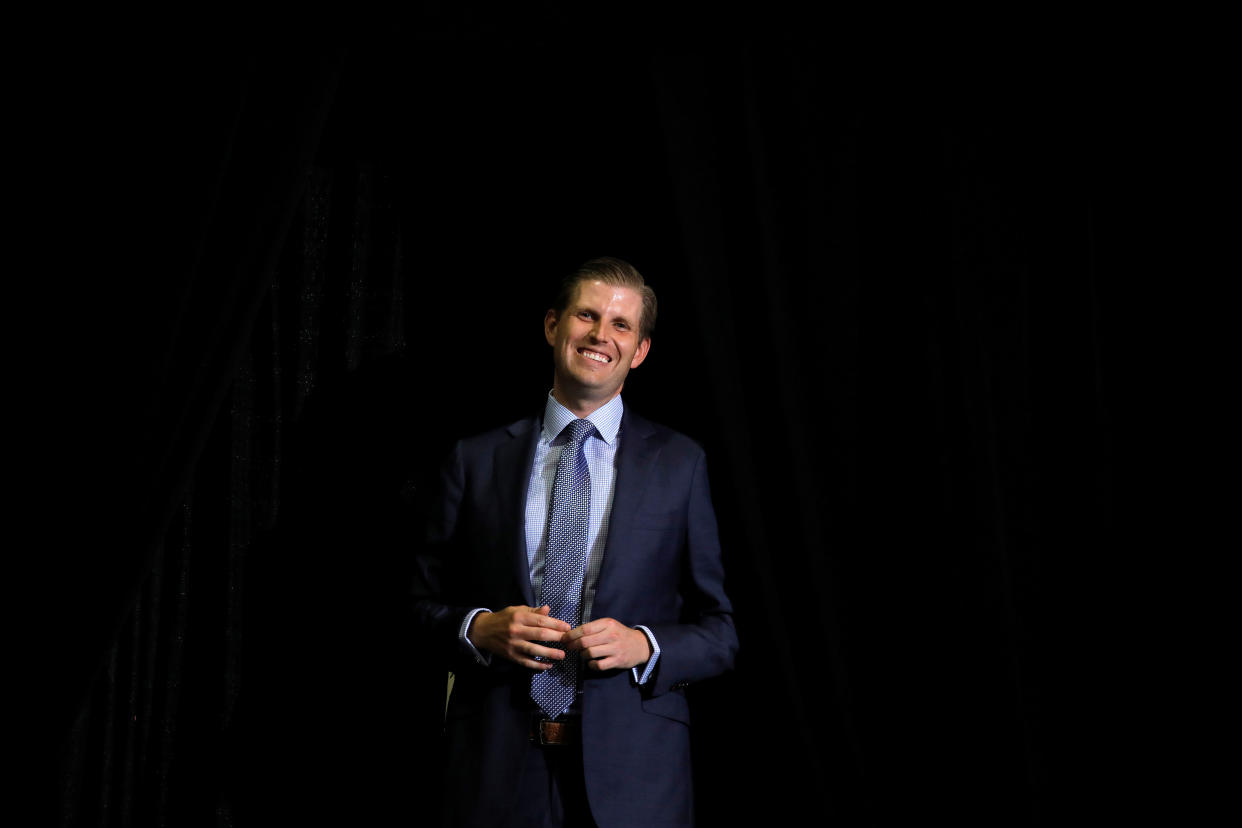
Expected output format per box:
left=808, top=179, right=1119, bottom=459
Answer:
left=503, top=738, right=597, bottom=828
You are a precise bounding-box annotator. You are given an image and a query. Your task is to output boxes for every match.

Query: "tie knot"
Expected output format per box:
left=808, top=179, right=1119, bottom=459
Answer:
left=562, top=418, right=595, bottom=447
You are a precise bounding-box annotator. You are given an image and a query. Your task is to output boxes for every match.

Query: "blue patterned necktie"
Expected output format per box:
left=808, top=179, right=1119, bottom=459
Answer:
left=530, top=418, right=595, bottom=720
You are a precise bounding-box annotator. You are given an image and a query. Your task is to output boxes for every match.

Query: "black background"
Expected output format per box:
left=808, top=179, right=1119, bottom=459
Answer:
left=32, top=13, right=1179, bottom=827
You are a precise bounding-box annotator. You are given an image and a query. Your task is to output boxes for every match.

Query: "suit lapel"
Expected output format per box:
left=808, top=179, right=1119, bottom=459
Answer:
left=595, top=409, right=660, bottom=606
left=494, top=417, right=540, bottom=606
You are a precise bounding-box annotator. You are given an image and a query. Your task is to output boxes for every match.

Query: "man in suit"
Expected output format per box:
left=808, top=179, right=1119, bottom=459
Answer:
left=413, top=257, right=736, bottom=827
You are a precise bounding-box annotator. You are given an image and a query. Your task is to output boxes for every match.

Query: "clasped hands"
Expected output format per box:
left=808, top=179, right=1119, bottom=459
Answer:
left=468, top=605, right=651, bottom=672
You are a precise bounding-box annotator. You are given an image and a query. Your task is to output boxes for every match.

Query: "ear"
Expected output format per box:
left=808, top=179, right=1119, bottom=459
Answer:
left=629, top=337, right=651, bottom=369
left=544, top=309, right=559, bottom=346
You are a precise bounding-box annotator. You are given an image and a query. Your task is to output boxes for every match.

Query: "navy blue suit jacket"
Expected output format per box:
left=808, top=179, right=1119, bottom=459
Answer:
left=413, top=407, right=737, bottom=827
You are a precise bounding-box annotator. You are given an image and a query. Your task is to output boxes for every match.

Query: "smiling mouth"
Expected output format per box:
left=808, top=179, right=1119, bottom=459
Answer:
left=578, top=348, right=612, bottom=364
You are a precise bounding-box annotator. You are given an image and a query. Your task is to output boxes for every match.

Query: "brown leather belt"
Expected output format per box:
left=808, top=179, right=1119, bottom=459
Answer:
left=530, top=715, right=581, bottom=746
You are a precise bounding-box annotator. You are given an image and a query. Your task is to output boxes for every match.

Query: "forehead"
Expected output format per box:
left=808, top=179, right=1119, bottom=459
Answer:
left=569, top=280, right=642, bottom=316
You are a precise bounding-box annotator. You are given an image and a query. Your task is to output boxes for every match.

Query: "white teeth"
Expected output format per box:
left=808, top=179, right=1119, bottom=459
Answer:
left=580, top=350, right=610, bottom=363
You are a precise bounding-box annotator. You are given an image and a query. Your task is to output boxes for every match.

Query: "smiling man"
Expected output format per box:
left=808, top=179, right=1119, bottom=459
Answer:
left=543, top=276, right=651, bottom=414
left=413, top=257, right=737, bottom=827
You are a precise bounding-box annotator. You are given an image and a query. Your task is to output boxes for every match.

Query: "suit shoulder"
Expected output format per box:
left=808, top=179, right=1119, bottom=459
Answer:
left=625, top=411, right=707, bottom=460
left=453, top=416, right=538, bottom=452
left=449, top=417, right=541, bottom=464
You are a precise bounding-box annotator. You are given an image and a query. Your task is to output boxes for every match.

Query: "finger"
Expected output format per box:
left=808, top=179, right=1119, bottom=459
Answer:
left=571, top=619, right=610, bottom=636
left=517, top=656, right=556, bottom=670
left=579, top=642, right=618, bottom=661
left=532, top=605, right=572, bottom=630
left=523, top=612, right=571, bottom=631
left=526, top=613, right=568, bottom=630
left=524, top=627, right=571, bottom=644
left=586, top=655, right=619, bottom=671
left=564, top=633, right=593, bottom=651
left=565, top=621, right=606, bottom=641
left=565, top=637, right=589, bottom=652
left=522, top=642, right=566, bottom=662
left=569, top=629, right=619, bottom=651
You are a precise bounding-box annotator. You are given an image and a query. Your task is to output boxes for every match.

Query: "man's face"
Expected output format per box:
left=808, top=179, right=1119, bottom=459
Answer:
left=545, top=280, right=651, bottom=410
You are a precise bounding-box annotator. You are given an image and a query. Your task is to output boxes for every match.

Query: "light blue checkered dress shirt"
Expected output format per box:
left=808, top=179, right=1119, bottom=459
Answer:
left=459, top=392, right=661, bottom=685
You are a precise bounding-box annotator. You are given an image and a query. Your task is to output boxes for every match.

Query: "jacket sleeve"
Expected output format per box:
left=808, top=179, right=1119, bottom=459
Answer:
left=411, top=441, right=481, bottom=670
left=643, top=449, right=738, bottom=697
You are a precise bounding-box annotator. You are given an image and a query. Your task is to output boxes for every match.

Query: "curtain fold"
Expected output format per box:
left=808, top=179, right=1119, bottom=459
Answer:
left=56, top=44, right=346, bottom=826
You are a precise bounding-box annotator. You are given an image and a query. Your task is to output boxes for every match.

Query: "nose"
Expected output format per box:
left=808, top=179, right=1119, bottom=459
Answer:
left=588, top=319, right=606, bottom=342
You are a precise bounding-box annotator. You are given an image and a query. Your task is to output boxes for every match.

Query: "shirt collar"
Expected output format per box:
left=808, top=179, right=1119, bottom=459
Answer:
left=541, top=392, right=624, bottom=446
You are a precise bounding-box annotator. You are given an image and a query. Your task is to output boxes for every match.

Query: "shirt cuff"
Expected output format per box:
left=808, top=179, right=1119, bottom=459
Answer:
left=630, top=625, right=661, bottom=685
left=458, top=608, right=493, bottom=666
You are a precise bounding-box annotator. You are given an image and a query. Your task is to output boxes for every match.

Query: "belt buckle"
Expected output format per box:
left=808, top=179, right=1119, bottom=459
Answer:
left=533, top=716, right=575, bottom=746
left=537, top=719, right=556, bottom=746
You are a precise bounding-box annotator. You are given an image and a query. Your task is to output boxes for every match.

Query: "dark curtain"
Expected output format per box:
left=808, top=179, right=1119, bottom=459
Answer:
left=50, top=21, right=1116, bottom=827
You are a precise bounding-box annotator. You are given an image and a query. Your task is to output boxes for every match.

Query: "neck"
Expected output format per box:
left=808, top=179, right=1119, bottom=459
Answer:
left=551, top=386, right=620, bottom=419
